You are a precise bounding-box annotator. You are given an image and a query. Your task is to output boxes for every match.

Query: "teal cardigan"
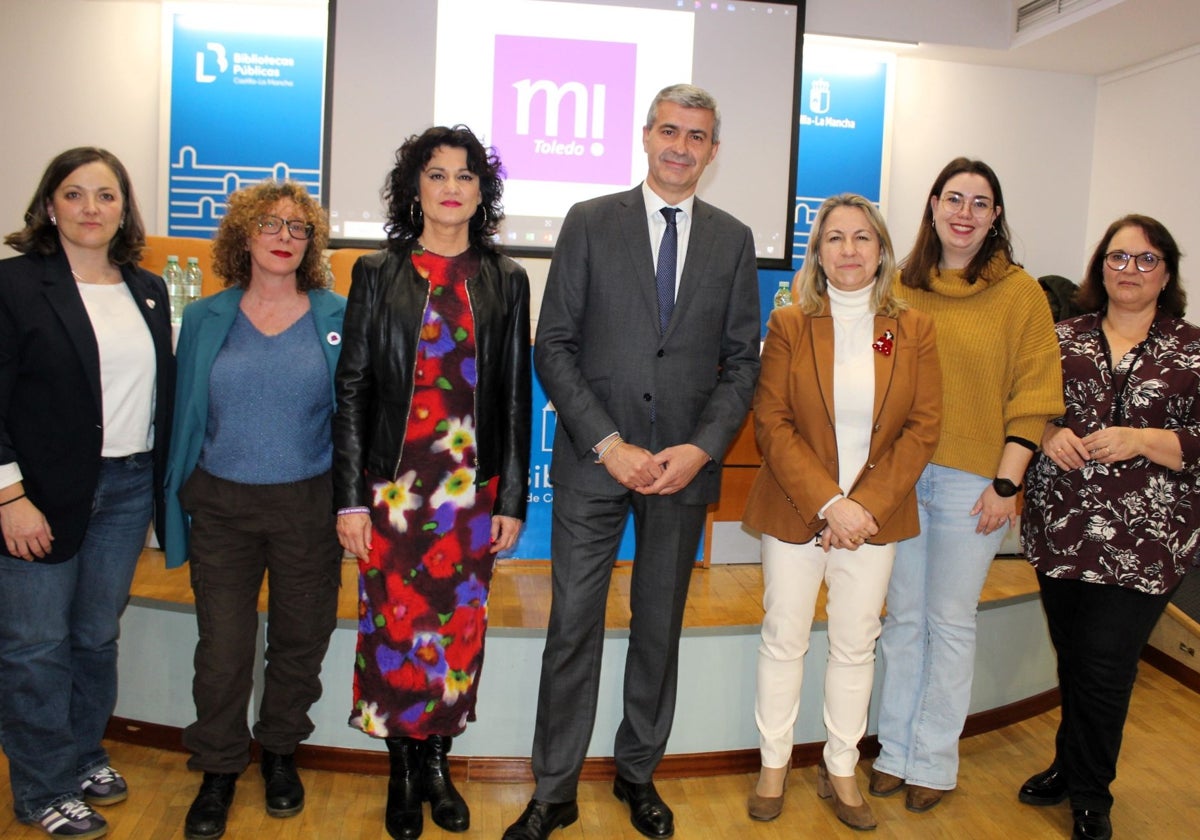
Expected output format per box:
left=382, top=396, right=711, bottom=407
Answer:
left=162, top=287, right=346, bottom=568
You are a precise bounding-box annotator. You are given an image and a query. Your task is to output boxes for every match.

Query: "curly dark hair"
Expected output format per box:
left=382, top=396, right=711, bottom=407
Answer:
left=3, top=146, right=147, bottom=265
left=1075, top=214, right=1185, bottom=317
left=900, top=157, right=1016, bottom=290
left=211, top=181, right=330, bottom=291
left=382, top=125, right=504, bottom=255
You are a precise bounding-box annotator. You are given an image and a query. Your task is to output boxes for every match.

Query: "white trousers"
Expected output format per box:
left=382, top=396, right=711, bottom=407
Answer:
left=755, top=533, right=895, bottom=776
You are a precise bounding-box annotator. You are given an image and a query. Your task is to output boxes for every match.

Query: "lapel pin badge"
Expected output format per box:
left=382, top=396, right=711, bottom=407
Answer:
left=327, top=331, right=341, bottom=346
left=872, top=330, right=894, bottom=356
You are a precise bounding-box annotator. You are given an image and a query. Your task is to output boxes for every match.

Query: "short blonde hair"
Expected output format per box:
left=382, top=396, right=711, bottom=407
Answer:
left=793, top=193, right=903, bottom=318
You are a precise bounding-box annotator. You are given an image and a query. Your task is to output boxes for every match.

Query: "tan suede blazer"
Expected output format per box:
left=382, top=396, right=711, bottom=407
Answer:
left=741, top=301, right=942, bottom=545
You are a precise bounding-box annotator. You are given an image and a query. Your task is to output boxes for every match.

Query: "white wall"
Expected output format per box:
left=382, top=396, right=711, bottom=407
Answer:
left=886, top=58, right=1096, bottom=281
left=2, top=1, right=162, bottom=257
left=1088, top=46, right=1200, bottom=314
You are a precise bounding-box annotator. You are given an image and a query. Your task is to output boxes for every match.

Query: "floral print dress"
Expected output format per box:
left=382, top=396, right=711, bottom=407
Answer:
left=349, top=247, right=499, bottom=739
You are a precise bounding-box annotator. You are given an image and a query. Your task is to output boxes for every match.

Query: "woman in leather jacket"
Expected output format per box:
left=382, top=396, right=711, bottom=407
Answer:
left=332, top=125, right=531, bottom=840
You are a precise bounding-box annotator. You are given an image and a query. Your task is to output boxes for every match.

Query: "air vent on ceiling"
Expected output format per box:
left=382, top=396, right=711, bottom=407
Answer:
left=1016, top=0, right=1105, bottom=33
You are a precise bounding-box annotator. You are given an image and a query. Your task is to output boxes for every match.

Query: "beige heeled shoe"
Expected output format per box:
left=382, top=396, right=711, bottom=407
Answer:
left=747, top=768, right=788, bottom=821
left=816, top=761, right=877, bottom=831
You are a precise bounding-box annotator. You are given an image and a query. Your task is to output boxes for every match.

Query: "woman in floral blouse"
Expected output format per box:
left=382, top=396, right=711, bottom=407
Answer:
left=1019, top=214, right=1200, bottom=840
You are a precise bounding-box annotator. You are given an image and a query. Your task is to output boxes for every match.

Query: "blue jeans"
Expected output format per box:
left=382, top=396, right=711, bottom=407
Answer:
left=0, top=454, right=152, bottom=821
left=874, top=464, right=1007, bottom=790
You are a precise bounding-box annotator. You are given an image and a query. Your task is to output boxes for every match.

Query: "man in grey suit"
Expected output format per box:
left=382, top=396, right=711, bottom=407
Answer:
left=502, top=84, right=761, bottom=840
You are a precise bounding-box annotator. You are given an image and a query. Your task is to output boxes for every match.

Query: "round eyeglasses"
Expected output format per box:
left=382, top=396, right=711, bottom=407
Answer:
left=258, top=215, right=314, bottom=240
left=1104, top=251, right=1163, bottom=273
left=939, top=192, right=994, bottom=219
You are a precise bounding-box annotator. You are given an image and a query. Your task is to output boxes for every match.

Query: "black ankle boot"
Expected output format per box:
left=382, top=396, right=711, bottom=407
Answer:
left=184, top=772, right=238, bottom=840
left=261, top=749, right=304, bottom=817
left=423, top=734, right=469, bottom=832
left=385, top=737, right=424, bottom=839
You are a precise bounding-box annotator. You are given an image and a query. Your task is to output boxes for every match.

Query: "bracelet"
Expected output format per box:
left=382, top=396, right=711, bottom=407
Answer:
left=0, top=493, right=27, bottom=507
left=337, top=506, right=370, bottom=516
left=595, top=436, right=624, bottom=464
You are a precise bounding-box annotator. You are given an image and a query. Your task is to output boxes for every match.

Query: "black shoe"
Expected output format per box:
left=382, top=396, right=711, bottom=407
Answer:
left=1019, top=767, right=1068, bottom=806
left=184, top=772, right=238, bottom=840
left=384, top=737, right=424, bottom=840
left=613, top=775, right=674, bottom=839
left=422, top=735, right=469, bottom=832
left=261, top=750, right=304, bottom=818
left=501, top=799, right=579, bottom=840
left=1072, top=809, right=1112, bottom=840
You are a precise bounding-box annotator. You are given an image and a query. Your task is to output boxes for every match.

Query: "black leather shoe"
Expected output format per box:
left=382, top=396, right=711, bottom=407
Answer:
left=261, top=750, right=304, bottom=817
left=184, top=772, right=238, bottom=840
left=501, top=799, right=579, bottom=840
left=613, top=775, right=674, bottom=839
left=1072, top=809, right=1112, bottom=840
left=422, top=735, right=468, bottom=832
left=1019, top=767, right=1068, bottom=806
left=385, top=737, right=424, bottom=840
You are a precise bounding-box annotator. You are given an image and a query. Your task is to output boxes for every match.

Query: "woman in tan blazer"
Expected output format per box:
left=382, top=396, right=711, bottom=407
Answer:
left=742, top=194, right=942, bottom=830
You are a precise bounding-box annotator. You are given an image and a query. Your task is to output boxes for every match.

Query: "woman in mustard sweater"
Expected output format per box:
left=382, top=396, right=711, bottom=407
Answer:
left=870, top=158, right=1063, bottom=813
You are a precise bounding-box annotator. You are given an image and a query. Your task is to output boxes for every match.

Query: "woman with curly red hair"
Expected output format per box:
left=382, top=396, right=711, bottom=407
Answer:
left=164, top=180, right=345, bottom=840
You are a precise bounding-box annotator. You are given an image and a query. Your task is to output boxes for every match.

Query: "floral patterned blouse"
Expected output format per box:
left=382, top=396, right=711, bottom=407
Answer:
left=1022, top=311, right=1200, bottom=594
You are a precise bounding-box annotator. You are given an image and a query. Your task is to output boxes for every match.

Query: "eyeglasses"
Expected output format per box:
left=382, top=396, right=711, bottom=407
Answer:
left=939, top=192, right=995, bottom=219
left=257, top=215, right=314, bottom=240
left=1104, top=251, right=1163, bottom=273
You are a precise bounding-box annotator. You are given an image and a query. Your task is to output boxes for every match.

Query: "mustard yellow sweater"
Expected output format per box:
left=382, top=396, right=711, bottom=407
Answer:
left=897, top=254, right=1064, bottom=478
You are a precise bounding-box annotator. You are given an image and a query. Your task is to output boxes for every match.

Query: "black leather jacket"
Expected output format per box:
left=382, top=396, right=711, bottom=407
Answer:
left=332, top=246, right=532, bottom=520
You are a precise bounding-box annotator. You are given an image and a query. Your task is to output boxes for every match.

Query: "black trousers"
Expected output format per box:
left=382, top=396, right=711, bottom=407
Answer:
left=1037, top=572, right=1175, bottom=813
left=181, top=468, right=342, bottom=773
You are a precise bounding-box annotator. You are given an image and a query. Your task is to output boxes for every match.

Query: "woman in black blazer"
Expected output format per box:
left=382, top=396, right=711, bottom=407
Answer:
left=0, top=147, right=174, bottom=839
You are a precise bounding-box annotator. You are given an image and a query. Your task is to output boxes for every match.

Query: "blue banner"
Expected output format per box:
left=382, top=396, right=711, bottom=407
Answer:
left=165, top=6, right=326, bottom=237
left=758, top=51, right=892, bottom=334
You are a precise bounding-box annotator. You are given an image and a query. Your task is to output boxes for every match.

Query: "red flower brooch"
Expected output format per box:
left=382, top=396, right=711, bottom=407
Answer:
left=872, top=330, right=895, bottom=356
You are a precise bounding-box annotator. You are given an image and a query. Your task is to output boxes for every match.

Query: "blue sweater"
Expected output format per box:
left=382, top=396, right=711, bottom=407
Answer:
left=163, top=287, right=346, bottom=568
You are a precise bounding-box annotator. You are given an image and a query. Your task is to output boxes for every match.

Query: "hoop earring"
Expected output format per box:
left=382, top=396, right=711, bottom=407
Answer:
left=472, top=204, right=490, bottom=229
left=409, top=202, right=423, bottom=230
left=989, top=226, right=999, bottom=238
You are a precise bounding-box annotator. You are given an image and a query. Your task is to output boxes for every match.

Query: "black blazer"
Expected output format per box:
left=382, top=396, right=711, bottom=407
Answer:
left=0, top=250, right=175, bottom=563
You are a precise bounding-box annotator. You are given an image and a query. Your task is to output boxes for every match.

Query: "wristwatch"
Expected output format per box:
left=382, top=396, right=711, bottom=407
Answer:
left=992, top=478, right=1022, bottom=498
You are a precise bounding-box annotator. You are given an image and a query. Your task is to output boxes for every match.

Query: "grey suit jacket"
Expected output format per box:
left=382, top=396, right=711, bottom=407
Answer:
left=534, top=185, right=761, bottom=506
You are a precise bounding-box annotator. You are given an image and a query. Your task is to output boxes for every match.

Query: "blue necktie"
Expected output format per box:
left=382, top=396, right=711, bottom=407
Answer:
left=656, top=207, right=679, bottom=334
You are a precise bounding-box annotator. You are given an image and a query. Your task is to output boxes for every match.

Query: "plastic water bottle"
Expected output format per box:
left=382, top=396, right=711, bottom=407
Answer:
left=773, top=280, right=792, bottom=309
left=183, top=257, right=203, bottom=309
left=164, top=256, right=184, bottom=325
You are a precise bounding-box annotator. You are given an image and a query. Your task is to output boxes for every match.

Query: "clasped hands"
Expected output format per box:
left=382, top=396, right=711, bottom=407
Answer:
left=602, top=441, right=709, bottom=496
left=819, top=498, right=878, bottom=552
left=1042, top=424, right=1135, bottom=472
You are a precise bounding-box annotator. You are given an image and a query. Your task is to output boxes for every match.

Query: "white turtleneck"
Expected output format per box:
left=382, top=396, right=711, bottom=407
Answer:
left=826, top=282, right=877, bottom=503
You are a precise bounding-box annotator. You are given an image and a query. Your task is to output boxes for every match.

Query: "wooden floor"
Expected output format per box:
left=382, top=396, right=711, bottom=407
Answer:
left=3, top=663, right=1198, bottom=839
left=129, top=550, right=1043, bottom=628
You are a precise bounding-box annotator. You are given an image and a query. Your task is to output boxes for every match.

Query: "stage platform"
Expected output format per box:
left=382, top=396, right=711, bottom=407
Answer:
left=111, top=549, right=1057, bottom=779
